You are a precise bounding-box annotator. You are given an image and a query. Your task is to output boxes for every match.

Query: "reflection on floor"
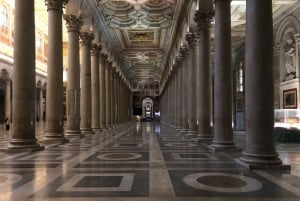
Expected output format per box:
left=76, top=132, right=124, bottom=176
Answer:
left=0, top=122, right=300, bottom=200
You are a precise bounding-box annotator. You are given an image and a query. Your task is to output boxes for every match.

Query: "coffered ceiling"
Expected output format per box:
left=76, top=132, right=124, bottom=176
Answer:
left=64, top=0, right=299, bottom=92
left=95, top=0, right=177, bottom=85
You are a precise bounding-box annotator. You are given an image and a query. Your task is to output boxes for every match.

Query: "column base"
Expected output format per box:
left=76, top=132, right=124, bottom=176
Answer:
left=81, top=128, right=94, bottom=135
left=236, top=151, right=290, bottom=170
left=187, top=130, right=198, bottom=138
left=64, top=129, right=84, bottom=138
left=235, top=158, right=290, bottom=170
left=92, top=127, right=102, bottom=133
left=209, top=144, right=238, bottom=152
left=195, top=135, right=213, bottom=143
left=179, top=129, right=189, bottom=134
left=1, top=139, right=44, bottom=153
left=40, top=137, right=69, bottom=145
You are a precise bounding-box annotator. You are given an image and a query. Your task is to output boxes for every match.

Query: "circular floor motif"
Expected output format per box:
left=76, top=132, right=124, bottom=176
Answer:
left=165, top=143, right=197, bottom=148
left=0, top=173, right=22, bottom=189
left=183, top=172, right=263, bottom=193
left=96, top=153, right=142, bottom=161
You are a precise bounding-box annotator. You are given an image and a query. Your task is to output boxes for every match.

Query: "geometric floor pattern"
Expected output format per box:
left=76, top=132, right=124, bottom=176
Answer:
left=0, top=121, right=300, bottom=200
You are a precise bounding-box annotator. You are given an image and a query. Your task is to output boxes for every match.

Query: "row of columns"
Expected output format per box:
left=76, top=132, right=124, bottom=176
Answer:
left=8, top=0, right=132, bottom=150
left=160, top=0, right=283, bottom=168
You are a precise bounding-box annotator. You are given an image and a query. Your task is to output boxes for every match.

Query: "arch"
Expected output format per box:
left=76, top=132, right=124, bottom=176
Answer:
left=142, top=96, right=154, bottom=119
left=275, top=15, right=300, bottom=45
left=275, top=15, right=300, bottom=81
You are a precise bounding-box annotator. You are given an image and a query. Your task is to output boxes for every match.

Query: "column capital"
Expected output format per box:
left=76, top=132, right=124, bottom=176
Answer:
left=100, top=53, right=107, bottom=63
left=91, top=44, right=101, bottom=56
left=194, top=10, right=214, bottom=31
left=45, top=0, right=68, bottom=12
left=180, top=46, right=189, bottom=56
left=63, top=14, right=83, bottom=33
left=186, top=32, right=199, bottom=47
left=80, top=32, right=94, bottom=46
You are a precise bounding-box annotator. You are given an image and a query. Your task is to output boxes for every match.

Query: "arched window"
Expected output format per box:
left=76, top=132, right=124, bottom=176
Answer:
left=0, top=5, right=8, bottom=28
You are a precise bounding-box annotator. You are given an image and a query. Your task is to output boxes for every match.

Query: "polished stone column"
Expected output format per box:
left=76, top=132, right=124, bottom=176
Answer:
left=211, top=0, right=236, bottom=149
left=39, top=86, right=44, bottom=122
left=5, top=79, right=11, bottom=122
left=173, top=67, right=178, bottom=128
left=176, top=56, right=183, bottom=130
left=91, top=44, right=101, bottom=132
left=237, top=0, right=283, bottom=168
left=99, top=54, right=107, bottom=130
left=180, top=46, right=189, bottom=133
left=186, top=33, right=199, bottom=136
left=64, top=14, right=82, bottom=138
left=80, top=32, right=94, bottom=134
left=115, top=73, right=119, bottom=125
left=105, top=61, right=111, bottom=128
left=8, top=0, right=43, bottom=150
left=109, top=64, right=114, bottom=127
left=167, top=79, right=172, bottom=125
left=194, top=10, right=214, bottom=142
left=111, top=70, right=116, bottom=127
left=44, top=0, right=68, bottom=143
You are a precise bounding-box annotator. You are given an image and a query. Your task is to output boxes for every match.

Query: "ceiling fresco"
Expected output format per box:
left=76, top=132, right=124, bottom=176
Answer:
left=96, top=0, right=177, bottom=84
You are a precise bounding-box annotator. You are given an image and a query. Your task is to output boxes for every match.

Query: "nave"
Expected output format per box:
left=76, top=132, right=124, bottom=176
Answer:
left=0, top=122, right=299, bottom=200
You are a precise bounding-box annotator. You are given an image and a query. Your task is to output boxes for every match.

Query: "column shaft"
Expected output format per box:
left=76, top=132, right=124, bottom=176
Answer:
left=105, top=62, right=111, bottom=128
left=99, top=54, right=106, bottom=130
left=64, top=14, right=82, bottom=138
left=212, top=0, right=236, bottom=148
left=181, top=47, right=189, bottom=132
left=44, top=0, right=68, bottom=142
left=9, top=0, right=43, bottom=150
left=5, top=80, right=11, bottom=122
left=238, top=0, right=282, bottom=167
left=186, top=33, right=199, bottom=135
left=80, top=32, right=94, bottom=134
left=91, top=44, right=100, bottom=132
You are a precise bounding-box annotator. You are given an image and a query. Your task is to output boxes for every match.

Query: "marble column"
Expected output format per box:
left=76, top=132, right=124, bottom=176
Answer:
left=211, top=0, right=236, bottom=149
left=105, top=61, right=111, bottom=128
left=64, top=14, right=82, bottom=138
left=115, top=73, right=119, bottom=125
left=99, top=54, right=107, bottom=130
left=109, top=64, right=114, bottom=127
left=5, top=79, right=11, bottom=122
left=39, top=87, right=44, bottom=122
left=80, top=32, right=94, bottom=134
left=173, top=67, right=178, bottom=128
left=176, top=56, right=183, bottom=130
left=111, top=70, right=116, bottom=127
left=8, top=0, right=43, bottom=150
left=194, top=10, right=214, bottom=141
left=43, top=0, right=68, bottom=143
left=91, top=44, right=101, bottom=132
left=237, top=0, right=283, bottom=168
left=180, top=47, right=189, bottom=133
left=167, top=79, right=172, bottom=125
left=186, top=33, right=199, bottom=136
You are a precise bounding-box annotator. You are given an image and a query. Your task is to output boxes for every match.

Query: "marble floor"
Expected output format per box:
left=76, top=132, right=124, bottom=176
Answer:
left=0, top=122, right=299, bottom=200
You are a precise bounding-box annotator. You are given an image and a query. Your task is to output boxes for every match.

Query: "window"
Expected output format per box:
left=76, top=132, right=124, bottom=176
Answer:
left=237, top=62, right=244, bottom=92
left=0, top=5, right=8, bottom=28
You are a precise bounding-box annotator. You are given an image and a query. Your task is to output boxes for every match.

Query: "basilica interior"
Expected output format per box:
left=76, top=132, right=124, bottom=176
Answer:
left=1, top=0, right=300, bottom=200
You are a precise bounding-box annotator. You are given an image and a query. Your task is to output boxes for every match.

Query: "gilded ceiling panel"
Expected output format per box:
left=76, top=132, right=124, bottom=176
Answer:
left=96, top=0, right=177, bottom=83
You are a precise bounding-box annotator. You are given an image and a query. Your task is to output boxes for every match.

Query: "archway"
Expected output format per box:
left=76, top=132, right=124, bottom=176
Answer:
left=142, top=97, right=153, bottom=119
